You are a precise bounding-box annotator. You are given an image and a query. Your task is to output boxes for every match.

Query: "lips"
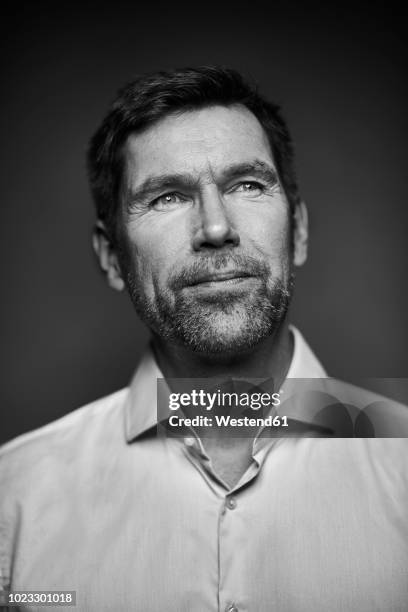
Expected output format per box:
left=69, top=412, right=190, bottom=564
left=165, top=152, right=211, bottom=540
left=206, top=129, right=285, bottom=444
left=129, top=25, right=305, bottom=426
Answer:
left=188, top=270, right=254, bottom=286
left=169, top=255, right=268, bottom=292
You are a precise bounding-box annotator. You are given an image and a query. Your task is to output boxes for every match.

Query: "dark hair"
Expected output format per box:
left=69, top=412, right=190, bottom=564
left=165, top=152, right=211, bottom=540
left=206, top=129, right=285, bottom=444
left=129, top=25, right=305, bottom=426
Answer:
left=87, top=66, right=300, bottom=236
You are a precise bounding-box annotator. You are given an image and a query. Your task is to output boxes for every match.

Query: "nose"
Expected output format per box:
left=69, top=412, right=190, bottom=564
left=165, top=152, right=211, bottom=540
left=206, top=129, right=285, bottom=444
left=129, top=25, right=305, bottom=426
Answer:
left=192, top=188, right=240, bottom=251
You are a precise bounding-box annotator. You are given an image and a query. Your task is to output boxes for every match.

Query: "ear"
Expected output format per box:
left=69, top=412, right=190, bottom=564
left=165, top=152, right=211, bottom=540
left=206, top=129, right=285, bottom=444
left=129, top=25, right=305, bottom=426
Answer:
left=92, top=220, right=125, bottom=292
left=293, top=200, right=308, bottom=267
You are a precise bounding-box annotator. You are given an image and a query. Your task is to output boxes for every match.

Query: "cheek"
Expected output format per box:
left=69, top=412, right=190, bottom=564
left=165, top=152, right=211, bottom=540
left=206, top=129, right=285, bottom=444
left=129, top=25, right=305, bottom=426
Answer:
left=240, top=205, right=291, bottom=260
left=122, top=226, right=181, bottom=293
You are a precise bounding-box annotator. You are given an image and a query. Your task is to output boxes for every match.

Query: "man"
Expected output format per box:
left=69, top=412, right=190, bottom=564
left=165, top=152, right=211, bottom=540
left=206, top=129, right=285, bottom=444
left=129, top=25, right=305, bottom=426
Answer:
left=0, top=67, right=407, bottom=611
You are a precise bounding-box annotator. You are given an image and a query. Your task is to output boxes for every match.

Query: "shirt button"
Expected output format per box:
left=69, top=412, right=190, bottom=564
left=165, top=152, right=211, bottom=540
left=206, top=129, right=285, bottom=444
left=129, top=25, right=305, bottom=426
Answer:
left=226, top=605, right=238, bottom=612
left=226, top=496, right=237, bottom=510
left=184, top=437, right=195, bottom=447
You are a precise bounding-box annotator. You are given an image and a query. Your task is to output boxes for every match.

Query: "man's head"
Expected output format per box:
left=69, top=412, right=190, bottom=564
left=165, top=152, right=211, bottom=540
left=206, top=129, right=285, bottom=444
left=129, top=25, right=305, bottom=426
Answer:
left=88, top=66, right=308, bottom=356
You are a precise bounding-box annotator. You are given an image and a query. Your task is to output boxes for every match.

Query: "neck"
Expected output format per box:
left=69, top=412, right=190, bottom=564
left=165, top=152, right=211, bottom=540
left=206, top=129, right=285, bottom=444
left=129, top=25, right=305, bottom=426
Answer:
left=151, top=321, right=293, bottom=390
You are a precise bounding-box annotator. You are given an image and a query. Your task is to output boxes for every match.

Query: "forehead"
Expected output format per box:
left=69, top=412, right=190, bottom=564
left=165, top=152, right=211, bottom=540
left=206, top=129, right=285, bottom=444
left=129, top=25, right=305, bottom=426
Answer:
left=122, top=104, right=275, bottom=183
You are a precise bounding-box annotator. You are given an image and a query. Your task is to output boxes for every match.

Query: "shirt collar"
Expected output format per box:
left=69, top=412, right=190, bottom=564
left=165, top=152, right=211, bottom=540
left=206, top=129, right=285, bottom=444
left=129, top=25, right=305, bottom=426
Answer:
left=286, top=326, right=327, bottom=378
left=124, top=344, right=162, bottom=442
left=124, top=325, right=327, bottom=442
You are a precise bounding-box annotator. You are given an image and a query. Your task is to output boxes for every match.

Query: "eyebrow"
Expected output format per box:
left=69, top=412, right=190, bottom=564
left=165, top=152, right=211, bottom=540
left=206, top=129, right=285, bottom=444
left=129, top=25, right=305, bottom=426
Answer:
left=127, top=159, right=279, bottom=204
left=220, top=160, right=279, bottom=187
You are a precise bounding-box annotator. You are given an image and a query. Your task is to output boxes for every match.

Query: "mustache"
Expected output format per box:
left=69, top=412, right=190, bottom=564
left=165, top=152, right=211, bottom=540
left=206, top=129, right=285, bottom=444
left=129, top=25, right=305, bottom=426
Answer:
left=168, top=253, right=270, bottom=290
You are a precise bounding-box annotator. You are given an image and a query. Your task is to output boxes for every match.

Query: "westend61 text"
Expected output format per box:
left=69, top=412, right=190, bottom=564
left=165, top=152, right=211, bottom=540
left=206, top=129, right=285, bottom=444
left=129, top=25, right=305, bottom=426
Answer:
left=168, top=414, right=288, bottom=428
left=168, top=389, right=281, bottom=411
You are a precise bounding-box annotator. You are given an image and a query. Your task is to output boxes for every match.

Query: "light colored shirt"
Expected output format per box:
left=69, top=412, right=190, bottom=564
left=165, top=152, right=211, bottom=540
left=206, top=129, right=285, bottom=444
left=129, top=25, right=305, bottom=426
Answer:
left=1, top=327, right=407, bottom=611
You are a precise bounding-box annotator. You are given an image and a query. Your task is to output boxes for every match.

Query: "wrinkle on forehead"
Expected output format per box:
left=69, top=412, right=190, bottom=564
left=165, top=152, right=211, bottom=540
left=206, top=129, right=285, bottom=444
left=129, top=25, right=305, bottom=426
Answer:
left=182, top=162, right=220, bottom=187
left=122, top=104, right=275, bottom=189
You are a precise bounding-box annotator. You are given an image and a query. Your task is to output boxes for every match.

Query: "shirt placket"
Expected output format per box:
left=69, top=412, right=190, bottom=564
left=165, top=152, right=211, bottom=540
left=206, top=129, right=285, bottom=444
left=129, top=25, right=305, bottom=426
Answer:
left=181, top=433, right=277, bottom=612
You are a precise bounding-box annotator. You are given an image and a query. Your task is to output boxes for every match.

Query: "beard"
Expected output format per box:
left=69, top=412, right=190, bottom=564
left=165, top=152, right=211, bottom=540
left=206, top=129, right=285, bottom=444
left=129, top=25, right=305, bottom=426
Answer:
left=124, top=251, right=294, bottom=356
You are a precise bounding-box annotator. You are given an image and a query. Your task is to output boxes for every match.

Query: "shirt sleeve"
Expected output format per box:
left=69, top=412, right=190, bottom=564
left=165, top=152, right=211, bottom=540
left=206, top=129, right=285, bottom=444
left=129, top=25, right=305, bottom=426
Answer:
left=0, top=447, right=19, bottom=593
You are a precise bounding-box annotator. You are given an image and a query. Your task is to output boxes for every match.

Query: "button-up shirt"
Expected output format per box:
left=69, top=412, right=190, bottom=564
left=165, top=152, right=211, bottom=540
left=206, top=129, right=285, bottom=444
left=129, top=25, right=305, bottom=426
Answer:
left=1, top=327, right=407, bottom=611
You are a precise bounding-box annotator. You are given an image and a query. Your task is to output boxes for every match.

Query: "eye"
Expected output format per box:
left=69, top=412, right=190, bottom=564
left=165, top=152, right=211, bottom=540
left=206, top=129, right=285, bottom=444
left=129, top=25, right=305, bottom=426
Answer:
left=233, top=181, right=265, bottom=196
left=151, top=192, right=187, bottom=210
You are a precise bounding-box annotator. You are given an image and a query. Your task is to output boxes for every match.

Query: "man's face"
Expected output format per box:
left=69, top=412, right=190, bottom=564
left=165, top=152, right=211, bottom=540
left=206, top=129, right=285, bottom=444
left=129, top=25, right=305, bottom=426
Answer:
left=114, top=104, right=302, bottom=355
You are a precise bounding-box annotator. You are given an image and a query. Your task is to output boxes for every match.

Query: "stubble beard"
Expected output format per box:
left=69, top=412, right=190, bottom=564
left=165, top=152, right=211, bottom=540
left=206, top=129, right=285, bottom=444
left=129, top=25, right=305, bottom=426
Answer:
left=124, top=252, right=294, bottom=356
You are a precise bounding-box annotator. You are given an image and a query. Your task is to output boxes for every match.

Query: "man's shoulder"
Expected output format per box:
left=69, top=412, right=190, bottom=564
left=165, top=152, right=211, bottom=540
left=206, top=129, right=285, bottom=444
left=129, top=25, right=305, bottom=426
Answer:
left=0, top=387, right=129, bottom=476
left=283, top=375, right=408, bottom=438
left=320, top=378, right=408, bottom=437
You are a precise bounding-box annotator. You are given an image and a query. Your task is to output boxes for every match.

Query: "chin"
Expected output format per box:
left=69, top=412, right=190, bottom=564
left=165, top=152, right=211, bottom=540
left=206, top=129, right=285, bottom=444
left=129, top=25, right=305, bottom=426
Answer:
left=128, top=275, right=292, bottom=356
left=173, top=314, right=283, bottom=356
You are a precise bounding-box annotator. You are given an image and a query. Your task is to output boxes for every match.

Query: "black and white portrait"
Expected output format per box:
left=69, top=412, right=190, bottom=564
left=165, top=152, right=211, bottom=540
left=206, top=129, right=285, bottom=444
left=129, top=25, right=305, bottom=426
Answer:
left=0, top=4, right=407, bottom=611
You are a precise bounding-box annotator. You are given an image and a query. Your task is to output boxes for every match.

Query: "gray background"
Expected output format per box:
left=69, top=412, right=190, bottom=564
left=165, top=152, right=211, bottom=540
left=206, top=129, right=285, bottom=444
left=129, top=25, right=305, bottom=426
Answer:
left=1, top=2, right=406, bottom=443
